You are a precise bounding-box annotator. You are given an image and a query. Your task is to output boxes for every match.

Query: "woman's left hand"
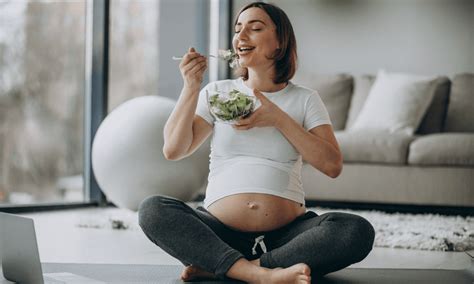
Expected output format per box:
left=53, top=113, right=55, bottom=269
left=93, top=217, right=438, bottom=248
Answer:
left=233, top=89, right=285, bottom=130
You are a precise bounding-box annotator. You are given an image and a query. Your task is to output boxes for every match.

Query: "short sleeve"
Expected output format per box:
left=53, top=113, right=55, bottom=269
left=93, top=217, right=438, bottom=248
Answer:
left=195, top=83, right=215, bottom=126
left=303, top=91, right=332, bottom=131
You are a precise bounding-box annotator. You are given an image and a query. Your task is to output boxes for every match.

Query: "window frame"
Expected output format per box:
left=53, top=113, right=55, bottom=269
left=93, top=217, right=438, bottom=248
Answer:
left=84, top=0, right=108, bottom=207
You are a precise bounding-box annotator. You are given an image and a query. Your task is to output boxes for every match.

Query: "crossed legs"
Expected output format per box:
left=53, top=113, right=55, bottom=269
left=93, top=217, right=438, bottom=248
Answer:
left=138, top=195, right=375, bottom=282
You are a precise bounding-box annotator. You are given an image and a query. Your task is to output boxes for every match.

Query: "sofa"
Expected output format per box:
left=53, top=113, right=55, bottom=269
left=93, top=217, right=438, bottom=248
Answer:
left=291, top=72, right=474, bottom=208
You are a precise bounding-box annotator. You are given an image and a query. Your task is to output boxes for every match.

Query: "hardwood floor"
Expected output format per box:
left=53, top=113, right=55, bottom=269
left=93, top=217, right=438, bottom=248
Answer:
left=13, top=207, right=474, bottom=269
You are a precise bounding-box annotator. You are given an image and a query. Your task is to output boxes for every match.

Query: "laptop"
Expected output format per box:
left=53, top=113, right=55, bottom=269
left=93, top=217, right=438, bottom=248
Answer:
left=0, top=212, right=104, bottom=284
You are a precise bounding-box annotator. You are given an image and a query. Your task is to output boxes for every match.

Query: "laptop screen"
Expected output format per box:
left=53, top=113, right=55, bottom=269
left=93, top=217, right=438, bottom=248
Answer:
left=0, top=212, right=45, bottom=284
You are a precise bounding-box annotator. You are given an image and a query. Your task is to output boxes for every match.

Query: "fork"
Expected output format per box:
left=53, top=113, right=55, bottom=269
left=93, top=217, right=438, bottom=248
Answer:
left=172, top=55, right=218, bottom=60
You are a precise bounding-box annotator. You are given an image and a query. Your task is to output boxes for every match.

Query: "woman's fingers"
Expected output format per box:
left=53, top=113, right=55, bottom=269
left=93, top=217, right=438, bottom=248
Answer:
left=180, top=52, right=200, bottom=68
left=181, top=56, right=207, bottom=75
left=184, top=62, right=207, bottom=83
left=188, top=58, right=207, bottom=74
left=180, top=47, right=201, bottom=67
left=197, top=61, right=208, bottom=73
left=179, top=47, right=207, bottom=88
left=179, top=47, right=205, bottom=70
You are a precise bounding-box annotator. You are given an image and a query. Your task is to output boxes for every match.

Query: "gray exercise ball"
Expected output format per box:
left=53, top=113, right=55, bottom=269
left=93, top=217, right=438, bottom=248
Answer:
left=92, top=95, right=210, bottom=211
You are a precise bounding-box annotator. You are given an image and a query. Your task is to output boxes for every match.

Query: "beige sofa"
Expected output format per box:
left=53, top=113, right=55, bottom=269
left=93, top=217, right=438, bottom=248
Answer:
left=293, top=73, right=474, bottom=208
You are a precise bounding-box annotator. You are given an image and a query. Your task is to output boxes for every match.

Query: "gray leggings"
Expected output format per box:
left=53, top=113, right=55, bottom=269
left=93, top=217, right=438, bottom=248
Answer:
left=138, top=195, right=375, bottom=280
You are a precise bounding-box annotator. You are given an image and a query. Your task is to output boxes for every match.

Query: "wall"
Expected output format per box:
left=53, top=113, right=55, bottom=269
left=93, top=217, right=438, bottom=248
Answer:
left=233, top=0, right=474, bottom=77
left=158, top=0, right=210, bottom=100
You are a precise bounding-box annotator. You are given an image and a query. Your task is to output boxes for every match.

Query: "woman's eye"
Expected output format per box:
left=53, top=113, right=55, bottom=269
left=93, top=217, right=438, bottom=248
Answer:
left=234, top=28, right=262, bottom=33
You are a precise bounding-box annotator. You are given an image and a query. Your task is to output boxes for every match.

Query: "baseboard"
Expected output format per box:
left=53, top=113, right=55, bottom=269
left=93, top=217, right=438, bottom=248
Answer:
left=192, top=194, right=474, bottom=216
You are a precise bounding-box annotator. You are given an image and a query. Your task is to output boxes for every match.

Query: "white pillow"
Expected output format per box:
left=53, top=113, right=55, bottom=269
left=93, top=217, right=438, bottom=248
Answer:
left=350, top=70, right=437, bottom=135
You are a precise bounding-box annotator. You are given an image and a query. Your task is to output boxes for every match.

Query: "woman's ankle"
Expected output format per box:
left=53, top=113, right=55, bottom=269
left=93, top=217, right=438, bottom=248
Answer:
left=226, top=258, right=268, bottom=282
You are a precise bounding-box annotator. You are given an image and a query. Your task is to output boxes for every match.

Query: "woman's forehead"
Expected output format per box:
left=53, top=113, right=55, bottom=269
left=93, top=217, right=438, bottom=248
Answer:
left=236, top=7, right=273, bottom=26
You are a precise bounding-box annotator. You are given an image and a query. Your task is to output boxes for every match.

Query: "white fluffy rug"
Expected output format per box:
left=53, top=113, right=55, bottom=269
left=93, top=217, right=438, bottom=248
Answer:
left=76, top=205, right=474, bottom=252
left=314, top=207, right=474, bottom=252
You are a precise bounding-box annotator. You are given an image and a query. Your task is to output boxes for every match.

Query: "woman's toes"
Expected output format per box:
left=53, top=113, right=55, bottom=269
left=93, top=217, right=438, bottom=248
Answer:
left=300, top=274, right=311, bottom=281
left=180, top=265, right=216, bottom=281
left=296, top=263, right=311, bottom=276
left=180, top=266, right=195, bottom=280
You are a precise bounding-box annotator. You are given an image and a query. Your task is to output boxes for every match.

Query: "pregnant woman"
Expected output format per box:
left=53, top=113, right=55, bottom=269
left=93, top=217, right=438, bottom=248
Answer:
left=139, top=2, right=375, bottom=283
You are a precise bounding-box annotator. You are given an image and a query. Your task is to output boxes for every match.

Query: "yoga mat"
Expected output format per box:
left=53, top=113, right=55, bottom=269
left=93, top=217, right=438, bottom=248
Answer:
left=42, top=263, right=474, bottom=283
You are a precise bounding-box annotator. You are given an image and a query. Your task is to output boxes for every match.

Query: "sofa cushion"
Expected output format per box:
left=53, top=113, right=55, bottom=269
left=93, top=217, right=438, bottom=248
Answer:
left=293, top=73, right=353, bottom=130
left=346, top=75, right=450, bottom=134
left=416, top=77, right=450, bottom=134
left=346, top=75, right=375, bottom=129
left=350, top=70, right=438, bottom=135
left=444, top=73, right=474, bottom=132
left=408, top=134, right=474, bottom=166
left=335, top=130, right=415, bottom=164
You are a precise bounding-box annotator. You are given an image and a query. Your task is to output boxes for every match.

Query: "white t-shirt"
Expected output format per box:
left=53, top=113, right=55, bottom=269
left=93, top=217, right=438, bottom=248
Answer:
left=196, top=77, right=332, bottom=209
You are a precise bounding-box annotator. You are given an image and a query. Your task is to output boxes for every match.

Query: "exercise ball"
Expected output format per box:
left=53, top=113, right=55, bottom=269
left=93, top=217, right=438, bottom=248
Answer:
left=92, top=95, right=210, bottom=211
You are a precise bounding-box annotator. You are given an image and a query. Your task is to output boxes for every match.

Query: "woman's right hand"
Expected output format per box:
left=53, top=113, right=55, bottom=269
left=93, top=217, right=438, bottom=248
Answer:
left=179, top=47, right=208, bottom=90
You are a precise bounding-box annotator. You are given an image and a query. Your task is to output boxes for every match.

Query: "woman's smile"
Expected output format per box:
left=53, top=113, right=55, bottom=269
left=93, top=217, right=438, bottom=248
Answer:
left=237, top=46, right=255, bottom=56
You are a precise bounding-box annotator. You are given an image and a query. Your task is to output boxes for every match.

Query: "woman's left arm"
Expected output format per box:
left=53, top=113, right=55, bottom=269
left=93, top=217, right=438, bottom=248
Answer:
left=276, top=115, right=343, bottom=178
left=234, top=89, right=343, bottom=178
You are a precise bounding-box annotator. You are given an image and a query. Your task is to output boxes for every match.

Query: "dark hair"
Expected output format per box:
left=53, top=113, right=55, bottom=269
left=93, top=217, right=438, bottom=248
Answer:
left=233, top=2, right=297, bottom=84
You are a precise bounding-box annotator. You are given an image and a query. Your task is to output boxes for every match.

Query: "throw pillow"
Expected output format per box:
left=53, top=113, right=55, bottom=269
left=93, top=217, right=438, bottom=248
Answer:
left=292, top=73, right=353, bottom=130
left=350, top=70, right=437, bottom=135
left=345, top=75, right=375, bottom=129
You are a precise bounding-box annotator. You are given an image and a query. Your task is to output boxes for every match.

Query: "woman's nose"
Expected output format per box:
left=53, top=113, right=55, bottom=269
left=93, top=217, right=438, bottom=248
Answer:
left=236, top=28, right=249, bottom=40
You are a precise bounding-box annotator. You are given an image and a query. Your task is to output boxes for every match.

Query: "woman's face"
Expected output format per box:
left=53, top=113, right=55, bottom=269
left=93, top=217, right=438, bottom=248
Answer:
left=232, top=7, right=280, bottom=69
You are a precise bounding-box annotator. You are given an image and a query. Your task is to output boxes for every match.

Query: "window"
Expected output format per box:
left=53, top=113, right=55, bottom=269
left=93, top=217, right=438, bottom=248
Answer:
left=0, top=0, right=218, bottom=210
left=108, top=0, right=159, bottom=112
left=0, top=0, right=86, bottom=205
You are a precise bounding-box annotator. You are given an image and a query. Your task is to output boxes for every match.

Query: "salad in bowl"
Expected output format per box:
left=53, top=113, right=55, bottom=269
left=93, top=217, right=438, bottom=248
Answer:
left=207, top=89, right=257, bottom=124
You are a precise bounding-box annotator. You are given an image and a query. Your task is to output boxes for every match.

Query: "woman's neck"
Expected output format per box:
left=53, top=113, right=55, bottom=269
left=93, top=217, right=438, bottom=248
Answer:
left=245, top=69, right=287, bottom=93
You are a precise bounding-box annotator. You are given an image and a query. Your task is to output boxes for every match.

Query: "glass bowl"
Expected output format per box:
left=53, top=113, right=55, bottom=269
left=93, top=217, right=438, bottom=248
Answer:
left=206, top=89, right=257, bottom=124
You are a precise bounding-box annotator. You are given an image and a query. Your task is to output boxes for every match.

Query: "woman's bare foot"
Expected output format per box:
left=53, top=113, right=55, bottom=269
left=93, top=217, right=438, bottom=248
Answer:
left=180, top=265, right=216, bottom=281
left=261, top=263, right=311, bottom=284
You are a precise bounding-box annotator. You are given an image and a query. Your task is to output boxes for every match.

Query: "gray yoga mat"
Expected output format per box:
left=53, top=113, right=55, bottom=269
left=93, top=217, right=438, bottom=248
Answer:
left=42, top=263, right=474, bottom=283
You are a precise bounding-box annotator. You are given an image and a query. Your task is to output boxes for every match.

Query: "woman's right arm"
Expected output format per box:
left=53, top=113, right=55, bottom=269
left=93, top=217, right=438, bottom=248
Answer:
left=163, top=47, right=212, bottom=161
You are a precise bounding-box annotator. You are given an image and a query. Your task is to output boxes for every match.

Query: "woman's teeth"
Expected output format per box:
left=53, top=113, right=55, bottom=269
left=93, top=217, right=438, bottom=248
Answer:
left=239, top=47, right=255, bottom=52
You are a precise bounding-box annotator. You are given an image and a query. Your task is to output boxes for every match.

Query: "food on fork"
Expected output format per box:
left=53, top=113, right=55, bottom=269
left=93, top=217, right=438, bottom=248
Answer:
left=217, top=49, right=239, bottom=68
